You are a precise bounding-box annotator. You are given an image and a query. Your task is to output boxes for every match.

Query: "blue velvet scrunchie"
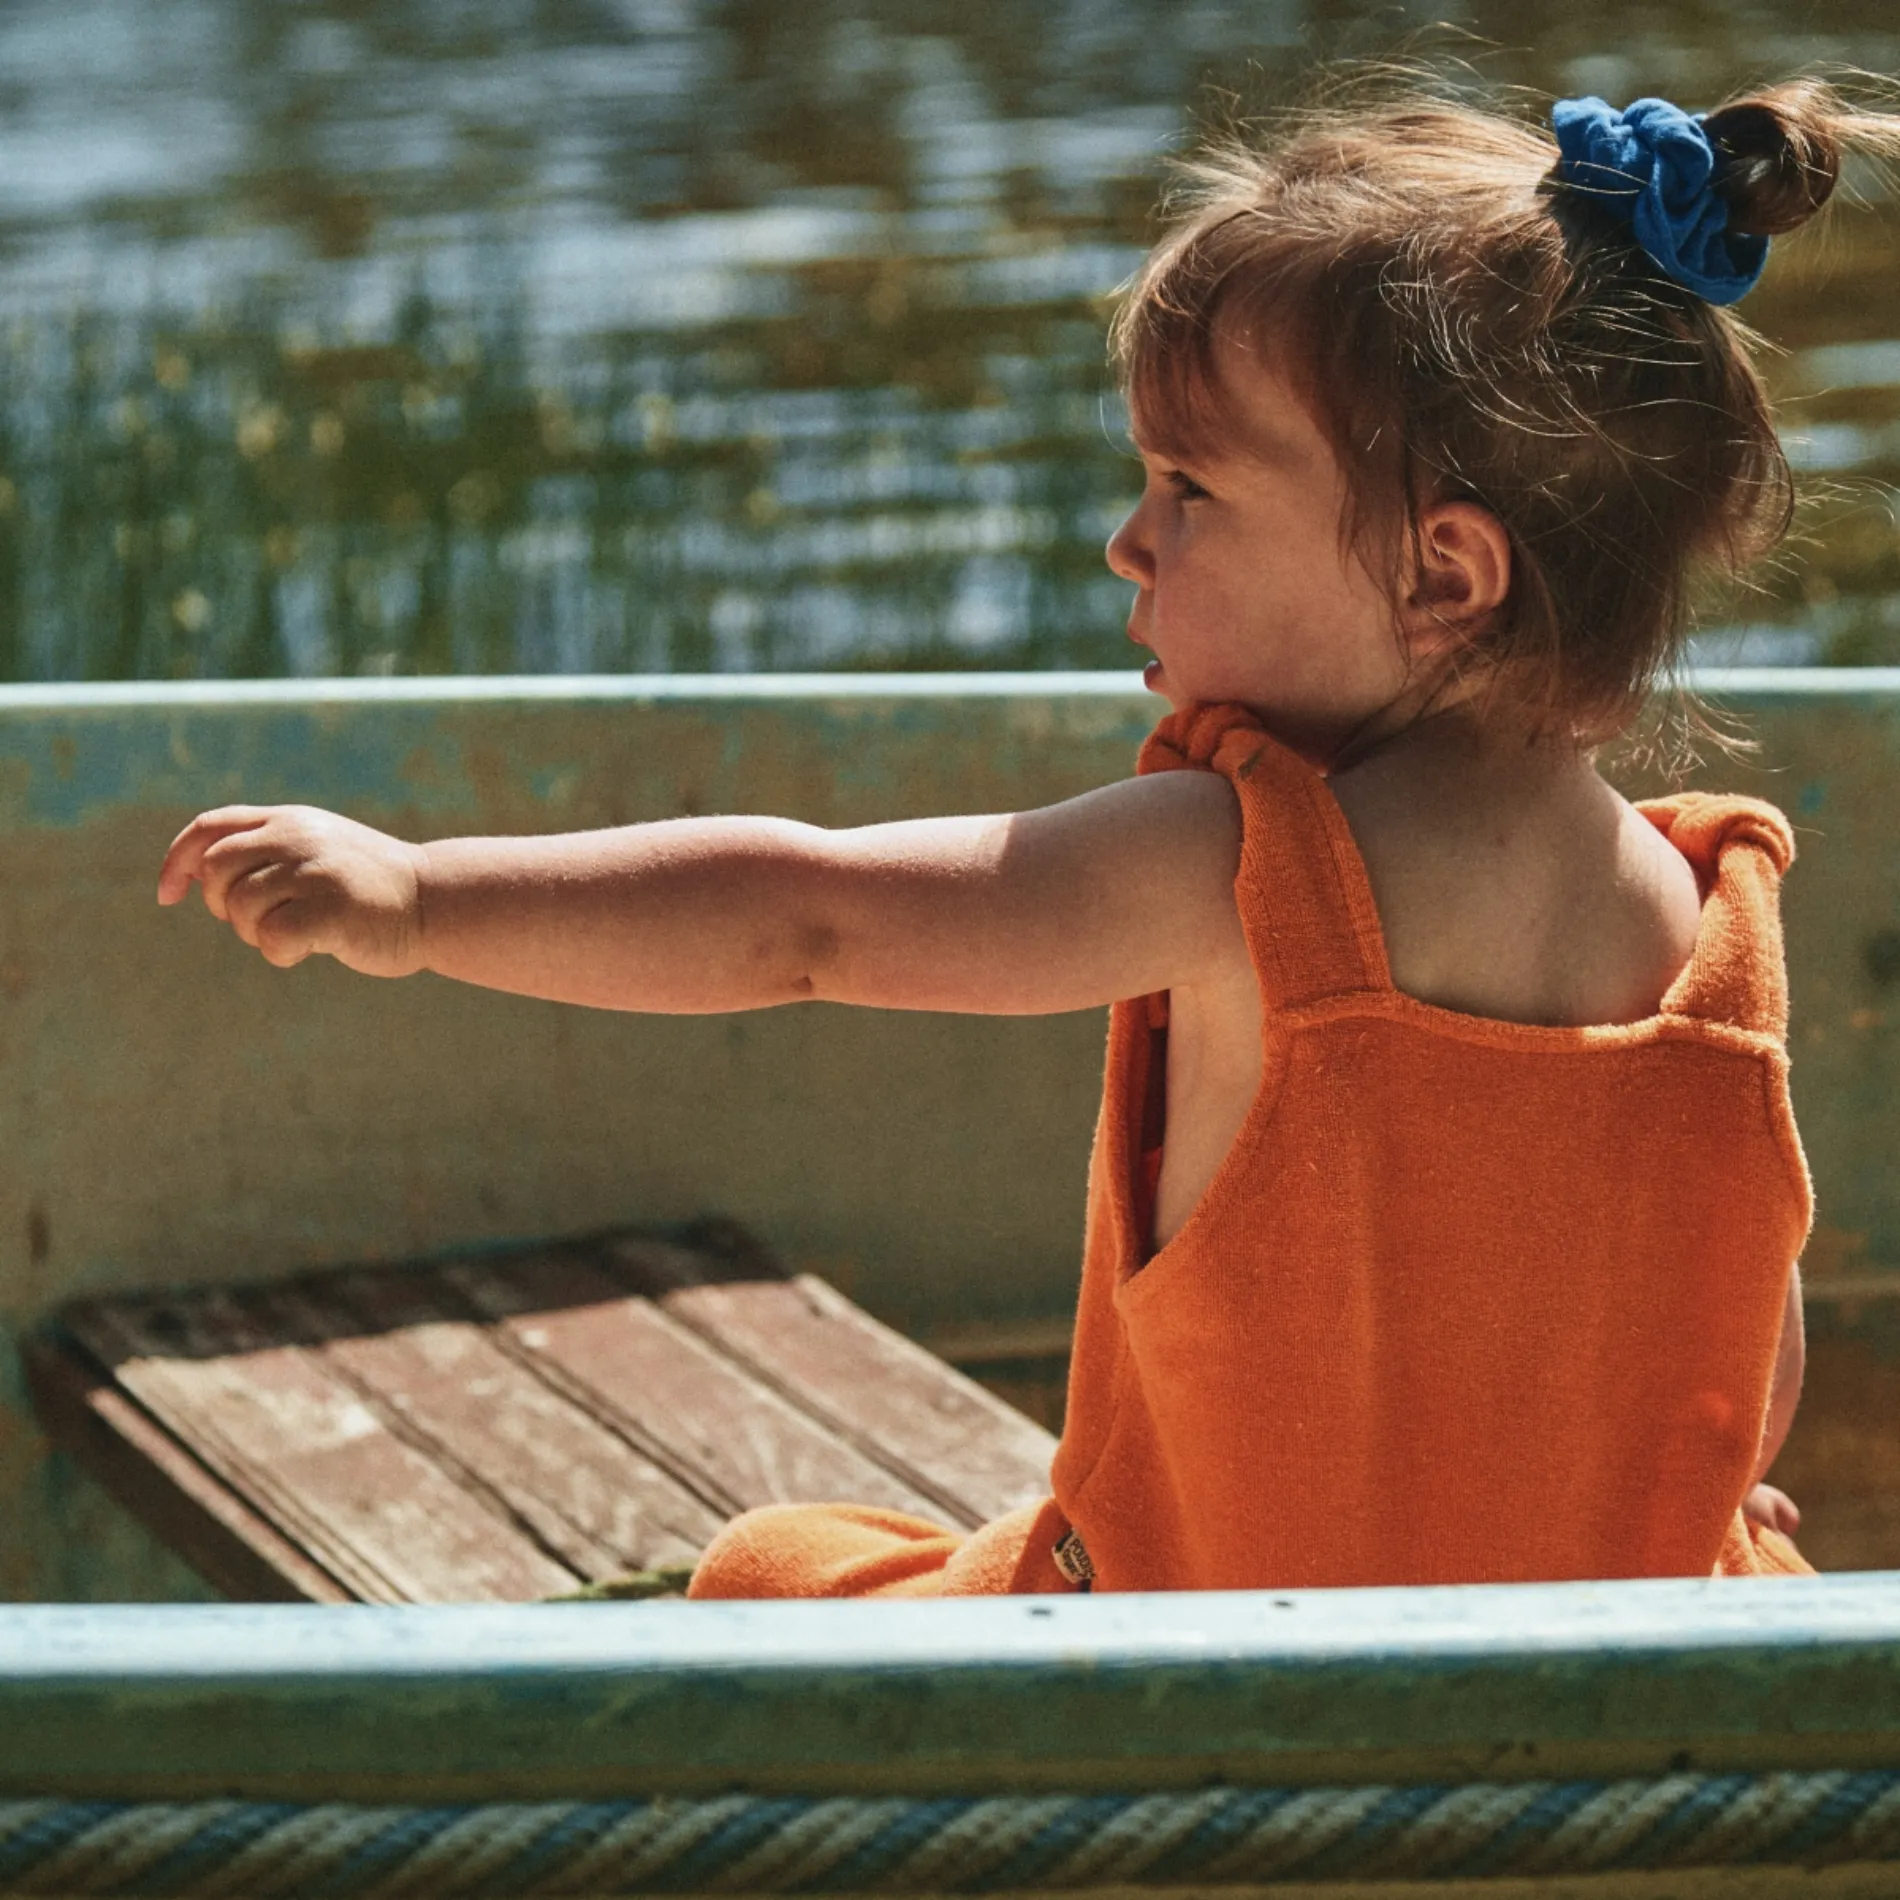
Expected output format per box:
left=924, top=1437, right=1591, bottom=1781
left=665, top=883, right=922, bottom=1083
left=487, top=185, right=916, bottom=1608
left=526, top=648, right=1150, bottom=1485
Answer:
left=1550, top=95, right=1768, bottom=305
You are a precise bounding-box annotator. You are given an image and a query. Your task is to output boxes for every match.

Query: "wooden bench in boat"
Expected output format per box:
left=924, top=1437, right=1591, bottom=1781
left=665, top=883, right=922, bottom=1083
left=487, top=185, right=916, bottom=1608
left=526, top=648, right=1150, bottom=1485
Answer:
left=25, top=1223, right=1058, bottom=1603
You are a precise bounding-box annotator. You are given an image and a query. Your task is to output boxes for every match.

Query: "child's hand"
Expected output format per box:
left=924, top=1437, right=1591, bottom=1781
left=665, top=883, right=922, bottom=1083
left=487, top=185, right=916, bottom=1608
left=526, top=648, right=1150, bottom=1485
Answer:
left=157, top=806, right=427, bottom=977
left=1741, top=1482, right=1801, bottom=1536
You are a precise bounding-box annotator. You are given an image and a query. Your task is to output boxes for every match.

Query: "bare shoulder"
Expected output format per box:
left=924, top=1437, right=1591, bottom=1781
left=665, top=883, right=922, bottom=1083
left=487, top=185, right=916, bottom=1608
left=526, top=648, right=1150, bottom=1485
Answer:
left=1612, top=788, right=1705, bottom=994
left=1061, top=768, right=1244, bottom=895
left=1008, top=768, right=1248, bottom=968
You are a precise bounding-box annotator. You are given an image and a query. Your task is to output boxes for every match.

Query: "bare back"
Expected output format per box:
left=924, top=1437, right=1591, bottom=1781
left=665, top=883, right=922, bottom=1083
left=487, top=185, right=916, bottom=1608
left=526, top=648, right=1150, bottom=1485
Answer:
left=1153, top=719, right=1705, bottom=1248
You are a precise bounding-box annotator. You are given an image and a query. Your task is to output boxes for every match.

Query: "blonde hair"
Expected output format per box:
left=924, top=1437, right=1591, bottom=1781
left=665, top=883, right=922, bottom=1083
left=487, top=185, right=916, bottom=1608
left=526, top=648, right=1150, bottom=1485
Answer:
left=1112, top=75, right=1900, bottom=740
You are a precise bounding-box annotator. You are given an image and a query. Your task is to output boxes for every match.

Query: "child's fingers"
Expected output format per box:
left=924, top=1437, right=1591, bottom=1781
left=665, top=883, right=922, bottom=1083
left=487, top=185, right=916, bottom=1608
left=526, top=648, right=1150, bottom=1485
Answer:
left=216, top=857, right=296, bottom=945
left=215, top=860, right=328, bottom=965
left=1741, top=1482, right=1800, bottom=1534
left=252, top=898, right=321, bottom=969
left=222, top=855, right=361, bottom=966
left=157, top=807, right=276, bottom=906
left=196, top=834, right=301, bottom=925
left=220, top=857, right=346, bottom=955
left=157, top=806, right=273, bottom=903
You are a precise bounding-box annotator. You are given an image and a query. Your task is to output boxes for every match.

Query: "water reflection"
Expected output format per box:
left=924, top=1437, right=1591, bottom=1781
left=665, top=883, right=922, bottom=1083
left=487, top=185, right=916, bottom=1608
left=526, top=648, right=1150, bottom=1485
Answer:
left=0, top=0, right=1896, bottom=679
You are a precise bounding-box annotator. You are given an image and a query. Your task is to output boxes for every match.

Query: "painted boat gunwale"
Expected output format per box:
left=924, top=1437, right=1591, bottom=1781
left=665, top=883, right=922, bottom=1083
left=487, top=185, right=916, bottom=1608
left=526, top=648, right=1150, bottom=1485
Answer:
left=3, top=1576, right=1900, bottom=1802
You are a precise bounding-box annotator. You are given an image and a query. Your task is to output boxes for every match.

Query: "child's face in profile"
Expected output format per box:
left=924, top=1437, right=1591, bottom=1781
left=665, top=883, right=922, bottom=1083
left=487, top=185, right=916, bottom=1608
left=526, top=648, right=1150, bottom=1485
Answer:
left=1107, top=336, right=1407, bottom=762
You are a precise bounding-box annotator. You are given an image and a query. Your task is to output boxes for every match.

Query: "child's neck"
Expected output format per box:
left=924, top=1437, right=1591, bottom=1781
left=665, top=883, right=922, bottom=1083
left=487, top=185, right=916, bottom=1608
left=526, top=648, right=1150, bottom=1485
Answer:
left=1329, top=698, right=1593, bottom=797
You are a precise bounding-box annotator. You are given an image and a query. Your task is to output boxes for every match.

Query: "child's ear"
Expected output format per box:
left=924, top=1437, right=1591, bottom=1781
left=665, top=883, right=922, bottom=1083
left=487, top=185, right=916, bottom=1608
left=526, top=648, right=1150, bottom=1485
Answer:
left=1400, top=501, right=1511, bottom=656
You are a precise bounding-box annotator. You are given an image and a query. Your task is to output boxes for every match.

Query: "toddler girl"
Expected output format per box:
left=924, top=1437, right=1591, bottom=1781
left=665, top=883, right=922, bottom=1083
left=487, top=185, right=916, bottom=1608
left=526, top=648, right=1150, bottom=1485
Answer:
left=160, top=74, right=1892, bottom=1595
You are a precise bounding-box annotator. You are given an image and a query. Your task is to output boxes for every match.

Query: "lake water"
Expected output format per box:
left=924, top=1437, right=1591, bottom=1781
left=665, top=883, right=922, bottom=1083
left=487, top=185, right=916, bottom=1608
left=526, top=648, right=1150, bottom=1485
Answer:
left=2, top=0, right=1897, bottom=680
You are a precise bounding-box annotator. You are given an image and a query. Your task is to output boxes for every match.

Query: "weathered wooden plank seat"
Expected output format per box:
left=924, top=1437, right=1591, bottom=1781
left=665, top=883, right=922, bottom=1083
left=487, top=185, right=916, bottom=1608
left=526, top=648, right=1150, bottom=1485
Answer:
left=26, top=1224, right=1058, bottom=1603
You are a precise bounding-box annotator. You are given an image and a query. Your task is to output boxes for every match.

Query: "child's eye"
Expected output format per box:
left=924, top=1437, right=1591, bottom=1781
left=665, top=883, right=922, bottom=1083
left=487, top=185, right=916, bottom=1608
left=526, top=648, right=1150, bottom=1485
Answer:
left=1165, top=469, right=1210, bottom=502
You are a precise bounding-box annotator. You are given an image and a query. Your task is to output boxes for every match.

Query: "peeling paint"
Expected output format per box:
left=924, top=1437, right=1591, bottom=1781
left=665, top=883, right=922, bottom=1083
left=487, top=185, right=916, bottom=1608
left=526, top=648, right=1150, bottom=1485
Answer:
left=0, top=677, right=1157, bottom=830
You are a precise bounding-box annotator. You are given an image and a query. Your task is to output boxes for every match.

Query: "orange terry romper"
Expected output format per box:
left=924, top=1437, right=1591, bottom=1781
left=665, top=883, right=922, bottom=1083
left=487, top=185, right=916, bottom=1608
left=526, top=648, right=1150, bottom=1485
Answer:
left=689, top=701, right=1813, bottom=1598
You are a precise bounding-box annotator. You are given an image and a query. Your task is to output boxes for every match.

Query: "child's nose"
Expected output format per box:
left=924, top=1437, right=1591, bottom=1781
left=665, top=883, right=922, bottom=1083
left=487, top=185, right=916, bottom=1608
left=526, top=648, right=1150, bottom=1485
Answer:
left=1105, top=506, right=1152, bottom=585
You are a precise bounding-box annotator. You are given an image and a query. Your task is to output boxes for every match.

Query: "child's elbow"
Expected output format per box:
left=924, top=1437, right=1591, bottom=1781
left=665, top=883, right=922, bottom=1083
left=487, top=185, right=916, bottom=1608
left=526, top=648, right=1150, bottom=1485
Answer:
left=782, top=917, right=844, bottom=999
left=721, top=825, right=848, bottom=1004
left=745, top=858, right=847, bottom=999
left=748, top=830, right=891, bottom=1006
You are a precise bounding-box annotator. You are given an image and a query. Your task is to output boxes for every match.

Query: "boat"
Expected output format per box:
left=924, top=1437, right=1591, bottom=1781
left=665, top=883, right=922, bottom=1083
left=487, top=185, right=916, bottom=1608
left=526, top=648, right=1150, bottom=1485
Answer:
left=2, top=670, right=1897, bottom=1896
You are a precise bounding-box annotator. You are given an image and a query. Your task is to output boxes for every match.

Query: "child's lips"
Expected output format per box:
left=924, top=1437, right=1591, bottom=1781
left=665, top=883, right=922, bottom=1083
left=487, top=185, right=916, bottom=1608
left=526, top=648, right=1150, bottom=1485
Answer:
left=1126, top=623, right=1163, bottom=688
left=1125, top=617, right=1163, bottom=689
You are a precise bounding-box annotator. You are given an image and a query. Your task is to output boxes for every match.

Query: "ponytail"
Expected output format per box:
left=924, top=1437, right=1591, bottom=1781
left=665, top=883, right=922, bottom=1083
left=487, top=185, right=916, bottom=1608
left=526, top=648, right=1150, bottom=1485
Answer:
left=1707, top=83, right=1843, bottom=236
left=1708, top=75, right=1900, bottom=235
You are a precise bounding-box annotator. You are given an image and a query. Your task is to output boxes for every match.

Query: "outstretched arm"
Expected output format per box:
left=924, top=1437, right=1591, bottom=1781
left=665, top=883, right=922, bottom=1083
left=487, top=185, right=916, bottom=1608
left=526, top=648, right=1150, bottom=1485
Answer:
left=156, top=772, right=1247, bottom=1017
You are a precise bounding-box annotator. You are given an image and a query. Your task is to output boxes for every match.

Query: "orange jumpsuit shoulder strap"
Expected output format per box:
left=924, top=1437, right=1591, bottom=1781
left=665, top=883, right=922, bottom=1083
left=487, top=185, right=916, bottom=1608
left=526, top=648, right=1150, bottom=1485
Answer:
left=1138, top=701, right=1388, bottom=1012
left=1639, top=791, right=1796, bottom=1040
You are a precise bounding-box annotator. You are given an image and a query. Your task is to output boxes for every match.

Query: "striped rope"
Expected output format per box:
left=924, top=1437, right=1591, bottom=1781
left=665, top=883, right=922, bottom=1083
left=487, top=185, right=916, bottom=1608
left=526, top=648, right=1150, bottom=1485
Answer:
left=3, top=1773, right=1899, bottom=1894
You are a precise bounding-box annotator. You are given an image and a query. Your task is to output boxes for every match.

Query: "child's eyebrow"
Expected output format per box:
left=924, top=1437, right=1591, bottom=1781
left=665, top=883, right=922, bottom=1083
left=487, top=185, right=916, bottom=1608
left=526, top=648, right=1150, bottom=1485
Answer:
left=1129, top=388, right=1311, bottom=478
left=1128, top=425, right=1221, bottom=474
left=1134, top=425, right=1302, bottom=487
